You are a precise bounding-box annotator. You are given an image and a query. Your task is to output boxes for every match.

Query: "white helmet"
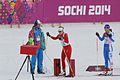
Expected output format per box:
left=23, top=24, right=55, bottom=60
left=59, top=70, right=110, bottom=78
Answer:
left=58, top=26, right=64, bottom=32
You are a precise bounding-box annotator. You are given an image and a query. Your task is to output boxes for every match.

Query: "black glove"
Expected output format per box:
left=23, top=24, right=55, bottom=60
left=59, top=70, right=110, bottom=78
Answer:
left=46, top=32, right=51, bottom=37
left=109, top=29, right=112, bottom=32
left=96, top=32, right=99, bottom=37
left=59, top=37, right=63, bottom=40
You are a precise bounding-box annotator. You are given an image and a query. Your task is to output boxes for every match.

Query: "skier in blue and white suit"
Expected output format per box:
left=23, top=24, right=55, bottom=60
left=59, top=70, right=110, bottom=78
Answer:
left=31, top=20, right=46, bottom=74
left=96, top=24, right=114, bottom=74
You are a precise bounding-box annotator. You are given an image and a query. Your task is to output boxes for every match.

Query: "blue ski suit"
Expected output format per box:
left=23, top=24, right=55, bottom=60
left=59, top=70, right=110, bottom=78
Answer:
left=31, top=27, right=46, bottom=72
left=98, top=32, right=114, bottom=69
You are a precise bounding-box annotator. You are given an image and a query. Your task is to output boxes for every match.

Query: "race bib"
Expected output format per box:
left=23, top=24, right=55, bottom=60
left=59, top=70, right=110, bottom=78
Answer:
left=36, top=36, right=40, bottom=41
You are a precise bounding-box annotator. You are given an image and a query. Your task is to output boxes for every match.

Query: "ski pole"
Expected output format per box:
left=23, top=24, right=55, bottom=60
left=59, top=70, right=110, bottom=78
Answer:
left=44, top=35, right=53, bottom=64
left=96, top=37, right=99, bottom=71
left=43, top=35, right=54, bottom=73
left=62, top=48, right=74, bottom=77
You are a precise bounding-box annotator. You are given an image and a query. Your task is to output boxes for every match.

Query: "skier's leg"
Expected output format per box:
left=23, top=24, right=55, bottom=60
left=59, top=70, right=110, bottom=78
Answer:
left=61, top=49, right=66, bottom=71
left=109, top=45, right=113, bottom=70
left=104, top=51, right=109, bottom=69
left=108, top=51, right=113, bottom=76
left=66, top=45, right=72, bottom=76
left=58, top=49, right=66, bottom=76
left=31, top=53, right=37, bottom=73
left=37, top=49, right=44, bottom=73
left=66, top=45, right=72, bottom=64
left=104, top=45, right=109, bottom=68
left=104, top=46, right=109, bottom=74
left=37, top=49, right=40, bottom=72
left=109, top=52, right=113, bottom=69
left=107, top=52, right=113, bottom=75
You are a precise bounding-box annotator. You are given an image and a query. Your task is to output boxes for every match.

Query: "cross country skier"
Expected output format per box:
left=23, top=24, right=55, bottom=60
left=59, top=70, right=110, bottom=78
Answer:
left=96, top=24, right=114, bottom=75
left=30, top=20, right=46, bottom=74
left=46, top=26, right=72, bottom=77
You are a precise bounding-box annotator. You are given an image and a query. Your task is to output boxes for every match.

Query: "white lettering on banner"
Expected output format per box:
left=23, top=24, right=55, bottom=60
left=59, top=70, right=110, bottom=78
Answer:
left=71, top=6, right=76, bottom=15
left=101, top=5, right=105, bottom=15
left=88, top=5, right=111, bottom=15
left=65, top=6, right=71, bottom=15
left=95, top=6, right=101, bottom=15
left=58, top=5, right=86, bottom=16
left=58, top=5, right=111, bottom=16
left=105, top=5, right=111, bottom=15
left=58, top=6, right=64, bottom=16
left=76, top=5, right=86, bottom=15
left=88, top=6, right=95, bottom=15
left=83, top=5, right=86, bottom=15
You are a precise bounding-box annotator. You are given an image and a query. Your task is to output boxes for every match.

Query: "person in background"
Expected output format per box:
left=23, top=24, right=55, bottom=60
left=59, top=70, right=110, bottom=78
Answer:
left=96, top=24, right=114, bottom=75
left=31, top=20, right=46, bottom=74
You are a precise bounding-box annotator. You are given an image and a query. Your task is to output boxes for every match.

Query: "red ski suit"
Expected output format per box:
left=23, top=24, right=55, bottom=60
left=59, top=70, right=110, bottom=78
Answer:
left=50, top=32, right=72, bottom=70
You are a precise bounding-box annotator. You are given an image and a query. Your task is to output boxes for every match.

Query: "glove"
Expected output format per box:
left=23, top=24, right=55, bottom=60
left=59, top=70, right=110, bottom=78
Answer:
left=96, top=32, right=99, bottom=37
left=59, top=37, right=63, bottom=40
left=46, top=32, right=51, bottom=37
left=109, top=29, right=112, bottom=32
left=28, top=38, right=34, bottom=45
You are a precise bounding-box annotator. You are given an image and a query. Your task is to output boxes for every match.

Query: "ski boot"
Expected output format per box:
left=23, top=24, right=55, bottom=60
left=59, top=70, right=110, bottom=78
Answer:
left=98, top=68, right=110, bottom=76
left=37, top=67, right=45, bottom=74
left=59, top=70, right=66, bottom=76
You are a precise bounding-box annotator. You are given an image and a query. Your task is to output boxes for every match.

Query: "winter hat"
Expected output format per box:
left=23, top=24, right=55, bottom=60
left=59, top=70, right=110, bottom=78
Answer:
left=104, top=24, right=110, bottom=29
left=58, top=26, right=64, bottom=32
left=34, top=20, right=41, bottom=26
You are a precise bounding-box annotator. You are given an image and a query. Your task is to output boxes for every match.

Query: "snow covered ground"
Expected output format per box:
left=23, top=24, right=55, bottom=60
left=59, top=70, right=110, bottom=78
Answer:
left=0, top=23, right=120, bottom=80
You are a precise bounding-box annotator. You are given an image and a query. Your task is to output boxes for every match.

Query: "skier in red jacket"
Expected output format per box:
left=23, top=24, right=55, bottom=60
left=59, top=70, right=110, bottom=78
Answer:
left=46, top=26, right=72, bottom=76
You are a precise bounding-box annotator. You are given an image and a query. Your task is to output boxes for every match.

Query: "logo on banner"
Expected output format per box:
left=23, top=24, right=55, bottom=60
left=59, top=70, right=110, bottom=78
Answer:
left=58, top=5, right=111, bottom=16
